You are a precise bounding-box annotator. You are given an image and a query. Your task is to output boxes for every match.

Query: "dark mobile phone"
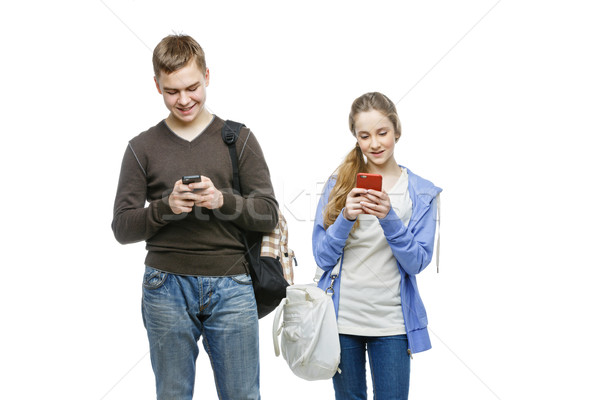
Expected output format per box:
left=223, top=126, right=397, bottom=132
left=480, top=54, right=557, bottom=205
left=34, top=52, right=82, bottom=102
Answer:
left=182, top=175, right=202, bottom=185
left=356, top=173, right=383, bottom=192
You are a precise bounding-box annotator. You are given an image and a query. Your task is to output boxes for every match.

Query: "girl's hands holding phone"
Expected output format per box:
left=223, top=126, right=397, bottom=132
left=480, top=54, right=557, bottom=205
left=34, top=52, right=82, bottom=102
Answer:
left=343, top=188, right=391, bottom=220
left=360, top=189, right=391, bottom=219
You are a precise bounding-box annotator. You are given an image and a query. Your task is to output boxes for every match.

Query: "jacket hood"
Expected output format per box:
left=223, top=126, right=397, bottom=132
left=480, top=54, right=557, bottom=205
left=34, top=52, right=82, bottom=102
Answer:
left=403, top=166, right=442, bottom=201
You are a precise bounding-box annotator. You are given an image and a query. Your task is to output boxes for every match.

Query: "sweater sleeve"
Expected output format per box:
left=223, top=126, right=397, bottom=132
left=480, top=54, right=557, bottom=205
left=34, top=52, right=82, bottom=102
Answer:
left=312, top=178, right=355, bottom=270
left=218, top=129, right=278, bottom=233
left=111, top=144, right=173, bottom=244
left=378, top=195, right=438, bottom=275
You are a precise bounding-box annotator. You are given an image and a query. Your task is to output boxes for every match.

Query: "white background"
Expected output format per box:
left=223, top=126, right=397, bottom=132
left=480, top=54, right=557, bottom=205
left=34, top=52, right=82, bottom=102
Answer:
left=1, top=1, right=599, bottom=399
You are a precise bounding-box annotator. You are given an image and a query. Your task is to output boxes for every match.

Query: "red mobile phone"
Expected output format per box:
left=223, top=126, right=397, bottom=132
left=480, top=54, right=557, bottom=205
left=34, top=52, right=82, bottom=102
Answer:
left=356, top=173, right=382, bottom=191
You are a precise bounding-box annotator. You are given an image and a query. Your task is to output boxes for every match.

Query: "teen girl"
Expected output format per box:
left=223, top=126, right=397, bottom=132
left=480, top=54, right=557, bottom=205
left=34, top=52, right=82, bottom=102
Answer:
left=312, top=92, right=442, bottom=399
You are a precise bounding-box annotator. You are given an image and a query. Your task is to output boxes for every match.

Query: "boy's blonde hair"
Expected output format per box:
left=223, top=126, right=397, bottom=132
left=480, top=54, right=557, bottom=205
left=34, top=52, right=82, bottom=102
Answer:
left=152, top=34, right=206, bottom=78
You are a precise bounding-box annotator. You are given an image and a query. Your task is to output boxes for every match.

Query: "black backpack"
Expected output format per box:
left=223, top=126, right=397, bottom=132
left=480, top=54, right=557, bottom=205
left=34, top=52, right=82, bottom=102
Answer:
left=222, top=120, right=295, bottom=318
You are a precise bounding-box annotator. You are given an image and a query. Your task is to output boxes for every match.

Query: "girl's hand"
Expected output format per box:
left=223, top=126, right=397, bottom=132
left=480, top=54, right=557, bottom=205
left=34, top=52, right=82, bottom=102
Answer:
left=343, top=188, right=368, bottom=221
left=360, top=189, right=391, bottom=219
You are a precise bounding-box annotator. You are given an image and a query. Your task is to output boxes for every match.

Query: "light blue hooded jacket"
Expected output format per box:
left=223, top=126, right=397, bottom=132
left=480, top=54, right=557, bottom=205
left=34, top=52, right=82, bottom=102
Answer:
left=313, top=166, right=442, bottom=354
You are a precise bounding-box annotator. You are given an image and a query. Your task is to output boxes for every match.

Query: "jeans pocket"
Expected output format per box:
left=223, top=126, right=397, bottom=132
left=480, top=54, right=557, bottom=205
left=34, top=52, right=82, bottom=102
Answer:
left=231, top=273, right=252, bottom=285
left=143, top=266, right=168, bottom=290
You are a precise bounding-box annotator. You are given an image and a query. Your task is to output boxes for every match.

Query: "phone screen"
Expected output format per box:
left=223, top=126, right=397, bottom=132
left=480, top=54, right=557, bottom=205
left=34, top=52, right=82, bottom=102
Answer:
left=182, top=175, right=202, bottom=185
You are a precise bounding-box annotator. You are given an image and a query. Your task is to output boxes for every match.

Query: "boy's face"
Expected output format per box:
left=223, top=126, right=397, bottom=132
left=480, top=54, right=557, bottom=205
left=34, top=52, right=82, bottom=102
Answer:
left=154, top=60, right=210, bottom=125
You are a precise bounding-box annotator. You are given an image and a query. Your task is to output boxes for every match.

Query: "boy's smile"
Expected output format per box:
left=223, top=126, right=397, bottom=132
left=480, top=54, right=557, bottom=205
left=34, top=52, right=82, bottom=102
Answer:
left=177, top=103, right=197, bottom=115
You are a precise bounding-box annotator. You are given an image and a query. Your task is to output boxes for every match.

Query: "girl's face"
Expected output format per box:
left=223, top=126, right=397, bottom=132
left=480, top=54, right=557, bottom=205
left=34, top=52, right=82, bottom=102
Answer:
left=354, top=109, right=400, bottom=170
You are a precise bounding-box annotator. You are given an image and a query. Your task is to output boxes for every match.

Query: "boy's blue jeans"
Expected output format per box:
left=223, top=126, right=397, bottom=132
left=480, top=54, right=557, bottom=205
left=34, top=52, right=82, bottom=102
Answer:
left=333, top=334, right=411, bottom=400
left=141, top=266, right=260, bottom=400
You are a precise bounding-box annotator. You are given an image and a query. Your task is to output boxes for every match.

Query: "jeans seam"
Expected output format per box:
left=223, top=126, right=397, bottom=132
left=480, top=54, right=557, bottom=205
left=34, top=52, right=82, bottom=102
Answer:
left=202, top=328, right=223, bottom=400
left=198, top=277, right=213, bottom=313
left=367, top=346, right=376, bottom=399
left=231, top=274, right=252, bottom=285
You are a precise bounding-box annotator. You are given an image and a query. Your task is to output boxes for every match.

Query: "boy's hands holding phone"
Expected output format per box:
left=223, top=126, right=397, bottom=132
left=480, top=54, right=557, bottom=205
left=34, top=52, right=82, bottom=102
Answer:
left=190, top=176, right=223, bottom=210
left=169, top=175, right=223, bottom=215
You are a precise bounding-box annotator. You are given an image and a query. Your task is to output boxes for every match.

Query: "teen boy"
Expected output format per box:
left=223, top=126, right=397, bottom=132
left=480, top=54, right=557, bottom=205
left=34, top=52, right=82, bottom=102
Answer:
left=112, top=34, right=277, bottom=400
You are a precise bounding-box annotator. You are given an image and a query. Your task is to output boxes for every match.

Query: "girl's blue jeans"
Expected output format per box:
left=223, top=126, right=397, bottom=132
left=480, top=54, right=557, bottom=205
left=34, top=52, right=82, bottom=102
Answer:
left=141, top=266, right=260, bottom=400
left=333, top=334, right=411, bottom=400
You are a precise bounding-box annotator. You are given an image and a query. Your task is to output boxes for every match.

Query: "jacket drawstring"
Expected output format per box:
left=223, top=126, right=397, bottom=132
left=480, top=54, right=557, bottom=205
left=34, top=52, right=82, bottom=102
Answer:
left=435, top=193, right=441, bottom=273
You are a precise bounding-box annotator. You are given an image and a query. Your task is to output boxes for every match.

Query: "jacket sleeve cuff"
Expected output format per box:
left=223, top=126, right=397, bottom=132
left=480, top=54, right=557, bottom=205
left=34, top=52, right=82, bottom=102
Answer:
left=379, top=207, right=408, bottom=237
left=328, top=208, right=356, bottom=240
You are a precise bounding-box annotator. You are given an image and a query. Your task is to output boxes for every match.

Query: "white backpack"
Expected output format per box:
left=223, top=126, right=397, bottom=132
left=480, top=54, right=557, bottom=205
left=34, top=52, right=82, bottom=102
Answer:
left=272, top=284, right=341, bottom=381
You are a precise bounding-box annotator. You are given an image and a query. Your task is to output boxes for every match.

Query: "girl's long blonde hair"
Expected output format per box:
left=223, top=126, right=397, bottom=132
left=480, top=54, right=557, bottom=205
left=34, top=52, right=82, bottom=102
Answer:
left=323, top=92, right=401, bottom=229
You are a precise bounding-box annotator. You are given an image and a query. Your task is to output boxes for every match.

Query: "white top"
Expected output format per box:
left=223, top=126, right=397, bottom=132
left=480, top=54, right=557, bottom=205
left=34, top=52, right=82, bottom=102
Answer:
left=337, top=168, right=413, bottom=336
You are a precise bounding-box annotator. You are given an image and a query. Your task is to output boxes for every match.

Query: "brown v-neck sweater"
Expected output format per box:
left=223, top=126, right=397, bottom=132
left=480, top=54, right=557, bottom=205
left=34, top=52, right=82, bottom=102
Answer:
left=112, top=115, right=278, bottom=276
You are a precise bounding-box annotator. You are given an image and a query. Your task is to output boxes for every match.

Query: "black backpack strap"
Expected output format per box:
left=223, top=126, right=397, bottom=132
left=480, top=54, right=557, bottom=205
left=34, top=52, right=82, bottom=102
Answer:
left=221, top=120, right=246, bottom=194
left=222, top=119, right=258, bottom=271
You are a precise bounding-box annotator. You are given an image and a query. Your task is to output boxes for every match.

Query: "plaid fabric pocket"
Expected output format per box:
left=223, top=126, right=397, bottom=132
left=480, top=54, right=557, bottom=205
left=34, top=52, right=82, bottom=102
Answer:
left=261, top=212, right=295, bottom=284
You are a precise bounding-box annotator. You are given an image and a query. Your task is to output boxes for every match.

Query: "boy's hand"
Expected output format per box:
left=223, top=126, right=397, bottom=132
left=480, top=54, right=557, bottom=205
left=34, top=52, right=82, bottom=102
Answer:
left=189, top=176, right=223, bottom=210
left=168, top=179, right=200, bottom=214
